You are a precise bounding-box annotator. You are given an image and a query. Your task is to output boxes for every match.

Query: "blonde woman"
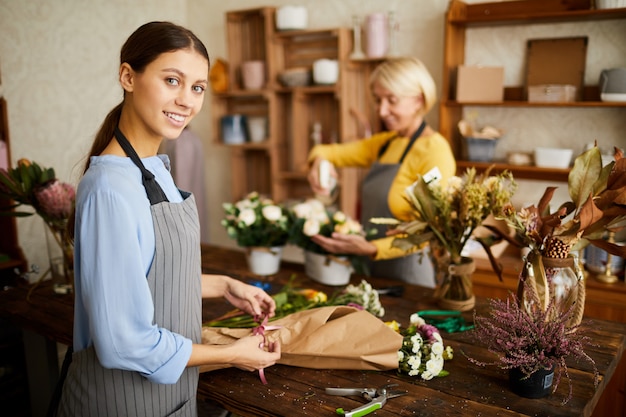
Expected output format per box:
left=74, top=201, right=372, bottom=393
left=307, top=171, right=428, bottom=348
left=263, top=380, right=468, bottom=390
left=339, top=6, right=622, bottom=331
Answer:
left=307, top=57, right=455, bottom=287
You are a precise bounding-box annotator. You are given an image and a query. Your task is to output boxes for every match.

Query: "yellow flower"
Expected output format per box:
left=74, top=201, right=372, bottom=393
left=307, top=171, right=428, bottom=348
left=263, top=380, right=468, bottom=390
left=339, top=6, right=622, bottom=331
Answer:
left=385, top=320, right=401, bottom=333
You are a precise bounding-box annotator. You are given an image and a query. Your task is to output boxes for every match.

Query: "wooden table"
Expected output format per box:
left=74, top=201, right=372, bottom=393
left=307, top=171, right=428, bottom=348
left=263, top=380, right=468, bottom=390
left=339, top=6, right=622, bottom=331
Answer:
left=1, top=244, right=625, bottom=417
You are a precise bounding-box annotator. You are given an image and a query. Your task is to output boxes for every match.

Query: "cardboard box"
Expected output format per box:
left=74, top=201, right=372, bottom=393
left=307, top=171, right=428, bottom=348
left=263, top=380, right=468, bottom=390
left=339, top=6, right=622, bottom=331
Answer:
left=455, top=66, right=504, bottom=102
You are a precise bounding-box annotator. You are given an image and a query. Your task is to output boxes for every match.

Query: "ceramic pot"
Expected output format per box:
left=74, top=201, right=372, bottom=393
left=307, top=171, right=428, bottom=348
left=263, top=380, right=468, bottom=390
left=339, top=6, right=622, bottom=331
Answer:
left=509, top=367, right=554, bottom=399
left=241, top=60, right=265, bottom=90
left=304, top=251, right=352, bottom=286
left=220, top=114, right=247, bottom=144
left=246, top=246, right=283, bottom=276
left=313, top=59, right=339, bottom=85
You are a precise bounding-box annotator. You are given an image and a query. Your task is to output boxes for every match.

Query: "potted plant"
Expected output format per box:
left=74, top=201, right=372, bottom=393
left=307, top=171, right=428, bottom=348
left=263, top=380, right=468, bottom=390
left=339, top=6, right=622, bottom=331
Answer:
left=466, top=286, right=598, bottom=404
left=0, top=158, right=75, bottom=292
left=221, top=191, right=290, bottom=276
left=288, top=198, right=371, bottom=286
left=381, top=168, right=516, bottom=311
left=487, top=145, right=626, bottom=327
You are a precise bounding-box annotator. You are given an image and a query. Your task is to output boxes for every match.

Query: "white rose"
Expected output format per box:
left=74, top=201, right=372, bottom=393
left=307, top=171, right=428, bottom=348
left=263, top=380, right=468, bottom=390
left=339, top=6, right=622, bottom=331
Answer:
left=333, top=211, right=347, bottom=224
left=235, top=199, right=253, bottom=211
left=292, top=202, right=312, bottom=219
left=238, top=208, right=256, bottom=226
left=303, top=218, right=321, bottom=236
left=410, top=314, right=426, bottom=327
left=262, top=205, right=282, bottom=222
left=426, top=357, right=444, bottom=376
left=431, top=342, right=444, bottom=355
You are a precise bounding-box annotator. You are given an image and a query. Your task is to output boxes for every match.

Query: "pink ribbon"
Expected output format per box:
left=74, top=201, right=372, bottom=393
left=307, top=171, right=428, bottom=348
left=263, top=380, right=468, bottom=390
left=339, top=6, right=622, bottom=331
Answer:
left=252, top=314, right=281, bottom=384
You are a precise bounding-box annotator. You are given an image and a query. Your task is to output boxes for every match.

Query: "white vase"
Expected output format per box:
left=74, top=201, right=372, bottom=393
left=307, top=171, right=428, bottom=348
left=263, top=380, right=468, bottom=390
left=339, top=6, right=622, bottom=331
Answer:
left=246, top=246, right=283, bottom=276
left=304, top=251, right=352, bottom=286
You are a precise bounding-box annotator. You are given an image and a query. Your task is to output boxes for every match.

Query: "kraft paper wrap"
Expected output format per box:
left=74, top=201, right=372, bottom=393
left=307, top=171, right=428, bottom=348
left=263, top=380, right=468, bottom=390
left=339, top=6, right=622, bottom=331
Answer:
left=200, top=306, right=403, bottom=373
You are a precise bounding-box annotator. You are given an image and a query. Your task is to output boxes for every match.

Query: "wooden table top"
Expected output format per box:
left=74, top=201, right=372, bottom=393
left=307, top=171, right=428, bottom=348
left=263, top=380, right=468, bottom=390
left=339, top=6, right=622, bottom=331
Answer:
left=0, top=243, right=624, bottom=417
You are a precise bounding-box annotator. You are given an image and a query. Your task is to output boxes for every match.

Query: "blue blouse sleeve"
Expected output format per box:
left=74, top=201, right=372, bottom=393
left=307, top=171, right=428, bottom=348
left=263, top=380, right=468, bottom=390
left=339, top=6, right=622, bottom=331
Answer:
left=75, top=184, right=191, bottom=384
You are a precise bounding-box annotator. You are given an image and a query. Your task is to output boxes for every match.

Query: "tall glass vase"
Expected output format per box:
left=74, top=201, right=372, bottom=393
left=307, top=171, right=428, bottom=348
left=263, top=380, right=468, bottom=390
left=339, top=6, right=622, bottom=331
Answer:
left=44, top=219, right=74, bottom=294
left=519, top=253, right=585, bottom=328
left=434, top=256, right=476, bottom=312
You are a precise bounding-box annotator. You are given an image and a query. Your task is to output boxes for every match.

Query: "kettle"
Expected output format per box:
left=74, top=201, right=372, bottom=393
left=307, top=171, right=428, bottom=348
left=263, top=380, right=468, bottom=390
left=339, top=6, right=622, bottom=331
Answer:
left=599, top=68, right=626, bottom=102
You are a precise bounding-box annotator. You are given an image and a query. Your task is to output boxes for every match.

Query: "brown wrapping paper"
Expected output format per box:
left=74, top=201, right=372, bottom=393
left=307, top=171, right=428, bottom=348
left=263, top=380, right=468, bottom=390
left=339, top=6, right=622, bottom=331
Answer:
left=201, top=306, right=403, bottom=373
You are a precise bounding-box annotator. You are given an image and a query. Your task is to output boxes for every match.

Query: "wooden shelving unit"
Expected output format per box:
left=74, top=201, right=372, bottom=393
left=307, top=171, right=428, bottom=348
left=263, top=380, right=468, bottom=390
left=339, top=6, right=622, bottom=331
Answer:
left=440, top=0, right=626, bottom=181
left=213, top=7, right=382, bottom=218
left=0, top=97, right=27, bottom=286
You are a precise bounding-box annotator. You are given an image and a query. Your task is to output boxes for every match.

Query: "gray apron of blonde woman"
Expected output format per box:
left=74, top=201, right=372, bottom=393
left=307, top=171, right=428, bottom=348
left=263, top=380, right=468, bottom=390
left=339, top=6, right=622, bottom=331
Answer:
left=57, top=128, right=202, bottom=417
left=361, top=121, right=436, bottom=287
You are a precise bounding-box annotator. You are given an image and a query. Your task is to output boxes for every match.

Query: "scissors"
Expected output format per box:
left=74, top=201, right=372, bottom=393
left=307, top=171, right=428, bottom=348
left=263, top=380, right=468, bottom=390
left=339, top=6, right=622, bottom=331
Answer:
left=325, top=384, right=407, bottom=416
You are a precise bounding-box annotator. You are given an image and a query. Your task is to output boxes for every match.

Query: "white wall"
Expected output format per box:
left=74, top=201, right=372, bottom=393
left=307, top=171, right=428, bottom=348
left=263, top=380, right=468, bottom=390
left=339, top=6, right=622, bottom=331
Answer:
left=1, top=0, right=624, bottom=278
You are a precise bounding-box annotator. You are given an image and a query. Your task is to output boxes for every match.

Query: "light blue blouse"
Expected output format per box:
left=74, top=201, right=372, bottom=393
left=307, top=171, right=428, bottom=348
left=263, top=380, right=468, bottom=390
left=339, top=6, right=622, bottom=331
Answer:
left=73, top=154, right=191, bottom=384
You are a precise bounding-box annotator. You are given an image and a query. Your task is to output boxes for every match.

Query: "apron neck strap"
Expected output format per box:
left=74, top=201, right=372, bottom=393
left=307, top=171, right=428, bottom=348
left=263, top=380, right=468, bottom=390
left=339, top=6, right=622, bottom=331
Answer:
left=398, top=120, right=427, bottom=163
left=114, top=126, right=169, bottom=205
left=377, top=120, right=427, bottom=163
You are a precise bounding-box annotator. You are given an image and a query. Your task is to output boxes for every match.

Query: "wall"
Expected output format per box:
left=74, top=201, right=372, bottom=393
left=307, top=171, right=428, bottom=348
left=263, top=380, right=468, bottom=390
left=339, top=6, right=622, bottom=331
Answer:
left=0, top=0, right=624, bottom=277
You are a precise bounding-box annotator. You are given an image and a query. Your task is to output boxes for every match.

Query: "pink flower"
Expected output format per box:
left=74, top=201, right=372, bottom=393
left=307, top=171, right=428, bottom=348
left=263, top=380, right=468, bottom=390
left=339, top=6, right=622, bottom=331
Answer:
left=34, top=180, right=76, bottom=220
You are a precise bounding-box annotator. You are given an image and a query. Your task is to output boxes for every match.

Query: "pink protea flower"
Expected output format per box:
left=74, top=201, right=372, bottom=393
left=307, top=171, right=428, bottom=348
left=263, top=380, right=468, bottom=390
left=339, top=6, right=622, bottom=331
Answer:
left=34, top=179, right=76, bottom=220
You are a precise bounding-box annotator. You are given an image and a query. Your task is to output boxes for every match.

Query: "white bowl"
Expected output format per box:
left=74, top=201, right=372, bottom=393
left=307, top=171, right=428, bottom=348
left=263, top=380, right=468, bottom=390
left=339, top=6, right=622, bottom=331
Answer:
left=276, top=6, right=308, bottom=30
left=534, top=147, right=573, bottom=169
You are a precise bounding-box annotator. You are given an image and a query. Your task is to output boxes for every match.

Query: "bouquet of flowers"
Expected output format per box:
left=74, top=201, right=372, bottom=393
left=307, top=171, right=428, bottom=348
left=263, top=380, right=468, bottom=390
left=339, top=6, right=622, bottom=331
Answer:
left=288, top=198, right=374, bottom=274
left=202, top=279, right=400, bottom=376
left=206, top=278, right=385, bottom=328
left=388, top=168, right=516, bottom=268
left=221, top=191, right=290, bottom=248
left=391, top=313, right=453, bottom=380
left=0, top=159, right=75, bottom=285
left=466, top=287, right=598, bottom=404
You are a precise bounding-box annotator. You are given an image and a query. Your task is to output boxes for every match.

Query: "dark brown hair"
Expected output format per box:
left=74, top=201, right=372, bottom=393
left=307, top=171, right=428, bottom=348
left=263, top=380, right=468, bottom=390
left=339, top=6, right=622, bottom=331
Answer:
left=83, top=21, right=210, bottom=174
left=70, top=22, right=209, bottom=239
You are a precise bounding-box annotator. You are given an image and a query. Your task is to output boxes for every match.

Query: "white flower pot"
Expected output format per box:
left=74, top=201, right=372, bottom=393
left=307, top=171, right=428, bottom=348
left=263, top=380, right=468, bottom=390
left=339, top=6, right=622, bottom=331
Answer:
left=304, top=250, right=352, bottom=286
left=246, top=246, right=283, bottom=276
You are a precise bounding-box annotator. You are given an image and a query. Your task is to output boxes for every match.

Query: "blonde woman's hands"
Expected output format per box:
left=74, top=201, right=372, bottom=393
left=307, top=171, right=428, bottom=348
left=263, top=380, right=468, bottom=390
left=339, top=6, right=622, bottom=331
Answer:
left=311, top=232, right=377, bottom=258
left=307, top=157, right=337, bottom=196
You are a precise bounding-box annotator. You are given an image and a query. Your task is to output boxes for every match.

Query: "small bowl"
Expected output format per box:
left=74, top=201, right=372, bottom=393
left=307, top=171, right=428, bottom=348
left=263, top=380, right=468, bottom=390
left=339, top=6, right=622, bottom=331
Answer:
left=534, top=147, right=573, bottom=169
left=276, top=6, right=308, bottom=30
left=278, top=67, right=311, bottom=87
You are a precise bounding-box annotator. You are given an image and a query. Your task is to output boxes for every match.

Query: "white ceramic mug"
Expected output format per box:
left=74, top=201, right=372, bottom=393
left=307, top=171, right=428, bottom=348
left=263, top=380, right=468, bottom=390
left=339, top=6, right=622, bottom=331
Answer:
left=241, top=60, right=265, bottom=90
left=247, top=116, right=267, bottom=143
left=313, top=59, right=339, bottom=85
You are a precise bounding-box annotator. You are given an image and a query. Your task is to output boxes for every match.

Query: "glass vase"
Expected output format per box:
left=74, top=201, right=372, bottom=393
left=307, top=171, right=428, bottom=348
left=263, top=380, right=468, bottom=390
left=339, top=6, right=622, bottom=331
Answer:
left=44, top=219, right=74, bottom=294
left=519, top=253, right=585, bottom=328
left=434, top=256, right=476, bottom=312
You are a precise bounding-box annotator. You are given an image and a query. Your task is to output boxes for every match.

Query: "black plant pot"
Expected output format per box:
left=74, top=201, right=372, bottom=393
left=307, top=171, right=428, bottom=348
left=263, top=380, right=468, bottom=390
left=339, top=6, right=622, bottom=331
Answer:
left=509, top=367, right=554, bottom=399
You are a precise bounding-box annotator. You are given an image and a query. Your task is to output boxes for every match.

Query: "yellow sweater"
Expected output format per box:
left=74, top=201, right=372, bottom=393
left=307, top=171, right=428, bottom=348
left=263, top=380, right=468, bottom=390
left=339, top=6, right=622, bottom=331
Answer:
left=308, top=131, right=456, bottom=260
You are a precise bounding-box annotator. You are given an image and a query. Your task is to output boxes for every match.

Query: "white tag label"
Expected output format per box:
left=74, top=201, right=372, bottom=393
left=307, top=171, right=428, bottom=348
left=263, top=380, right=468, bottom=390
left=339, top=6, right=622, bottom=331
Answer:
left=422, top=166, right=442, bottom=184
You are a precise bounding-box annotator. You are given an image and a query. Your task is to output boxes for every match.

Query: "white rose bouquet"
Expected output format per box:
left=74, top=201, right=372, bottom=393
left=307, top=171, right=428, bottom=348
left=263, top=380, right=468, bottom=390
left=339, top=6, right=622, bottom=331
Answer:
left=392, top=313, right=453, bottom=380
left=221, top=192, right=290, bottom=247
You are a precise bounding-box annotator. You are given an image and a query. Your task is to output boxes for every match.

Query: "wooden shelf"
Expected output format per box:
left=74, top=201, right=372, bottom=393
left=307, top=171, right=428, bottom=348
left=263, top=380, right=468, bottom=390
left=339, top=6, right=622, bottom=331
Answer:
left=456, top=160, right=571, bottom=182
left=215, top=8, right=375, bottom=218
left=448, top=0, right=626, bottom=25
left=439, top=0, right=626, bottom=183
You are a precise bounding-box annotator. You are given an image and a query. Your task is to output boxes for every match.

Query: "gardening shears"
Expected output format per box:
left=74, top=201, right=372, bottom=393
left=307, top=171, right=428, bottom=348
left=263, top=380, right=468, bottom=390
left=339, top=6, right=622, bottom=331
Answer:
left=325, top=384, right=407, bottom=416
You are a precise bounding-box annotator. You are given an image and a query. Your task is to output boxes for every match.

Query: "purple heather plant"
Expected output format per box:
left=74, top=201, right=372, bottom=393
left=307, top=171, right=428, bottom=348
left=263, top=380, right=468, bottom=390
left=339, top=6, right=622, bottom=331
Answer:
left=466, top=283, right=599, bottom=405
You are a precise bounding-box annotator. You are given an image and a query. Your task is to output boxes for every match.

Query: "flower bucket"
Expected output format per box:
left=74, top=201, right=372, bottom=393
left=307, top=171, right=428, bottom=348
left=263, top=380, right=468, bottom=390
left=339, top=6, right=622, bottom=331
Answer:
left=435, top=256, right=475, bottom=312
left=304, top=251, right=352, bottom=286
left=245, top=246, right=283, bottom=276
left=509, top=366, right=554, bottom=399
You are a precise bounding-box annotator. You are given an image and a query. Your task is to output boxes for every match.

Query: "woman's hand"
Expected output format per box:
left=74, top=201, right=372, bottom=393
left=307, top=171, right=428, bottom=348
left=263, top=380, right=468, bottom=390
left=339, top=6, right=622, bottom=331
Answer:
left=189, top=335, right=281, bottom=371
left=228, top=335, right=281, bottom=372
left=223, top=278, right=277, bottom=318
left=307, top=157, right=337, bottom=196
left=311, top=233, right=377, bottom=258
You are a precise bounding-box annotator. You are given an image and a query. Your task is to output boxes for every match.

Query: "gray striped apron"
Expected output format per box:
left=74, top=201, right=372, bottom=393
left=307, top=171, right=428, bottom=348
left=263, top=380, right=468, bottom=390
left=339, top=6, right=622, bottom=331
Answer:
left=362, top=121, right=436, bottom=287
left=58, top=128, right=202, bottom=416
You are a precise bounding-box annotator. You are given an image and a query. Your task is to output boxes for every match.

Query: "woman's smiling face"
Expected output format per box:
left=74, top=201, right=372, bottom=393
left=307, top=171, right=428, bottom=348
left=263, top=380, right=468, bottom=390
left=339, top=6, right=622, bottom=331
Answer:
left=124, top=48, right=209, bottom=141
left=371, top=80, right=423, bottom=137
